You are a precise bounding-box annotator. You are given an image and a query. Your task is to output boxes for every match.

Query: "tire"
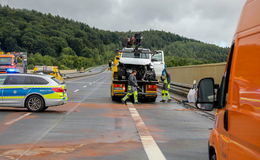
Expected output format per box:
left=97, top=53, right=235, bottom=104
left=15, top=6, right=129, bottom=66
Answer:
left=149, top=97, right=157, bottom=102
left=210, top=154, right=216, bottom=160
left=25, top=95, right=46, bottom=112
left=112, top=96, right=121, bottom=102
left=42, top=107, right=49, bottom=111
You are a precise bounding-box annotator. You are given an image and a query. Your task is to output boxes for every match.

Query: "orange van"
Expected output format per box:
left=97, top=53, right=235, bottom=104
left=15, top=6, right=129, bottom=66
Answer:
left=196, top=1, right=260, bottom=160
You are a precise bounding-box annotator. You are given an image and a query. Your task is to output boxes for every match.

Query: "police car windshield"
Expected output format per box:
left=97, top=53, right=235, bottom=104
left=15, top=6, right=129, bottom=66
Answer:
left=122, top=52, right=150, bottom=59
left=0, top=57, right=12, bottom=65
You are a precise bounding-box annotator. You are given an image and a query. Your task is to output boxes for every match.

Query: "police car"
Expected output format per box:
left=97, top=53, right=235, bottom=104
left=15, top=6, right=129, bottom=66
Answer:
left=0, top=74, right=68, bottom=112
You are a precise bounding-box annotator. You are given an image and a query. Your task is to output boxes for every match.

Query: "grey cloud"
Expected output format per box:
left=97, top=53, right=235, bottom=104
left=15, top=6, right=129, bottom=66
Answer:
left=1, top=0, right=245, bottom=46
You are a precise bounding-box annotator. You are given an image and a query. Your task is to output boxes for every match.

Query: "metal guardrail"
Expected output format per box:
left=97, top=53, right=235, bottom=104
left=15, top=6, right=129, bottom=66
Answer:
left=169, top=82, right=192, bottom=96
left=158, top=82, right=192, bottom=96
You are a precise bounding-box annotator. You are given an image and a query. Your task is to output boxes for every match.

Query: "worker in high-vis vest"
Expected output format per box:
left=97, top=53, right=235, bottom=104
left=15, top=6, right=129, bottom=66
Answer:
left=122, top=70, right=139, bottom=104
left=160, top=71, right=172, bottom=103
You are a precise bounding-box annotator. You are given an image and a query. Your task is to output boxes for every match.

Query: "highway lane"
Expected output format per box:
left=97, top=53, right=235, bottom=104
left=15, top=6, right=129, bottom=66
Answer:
left=0, top=70, right=213, bottom=160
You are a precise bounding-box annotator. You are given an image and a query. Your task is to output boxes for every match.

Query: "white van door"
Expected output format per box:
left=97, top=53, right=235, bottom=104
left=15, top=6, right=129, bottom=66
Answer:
left=152, top=51, right=165, bottom=78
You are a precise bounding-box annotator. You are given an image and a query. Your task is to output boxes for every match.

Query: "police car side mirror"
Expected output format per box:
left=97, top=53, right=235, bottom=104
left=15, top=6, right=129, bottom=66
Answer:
left=196, top=78, right=215, bottom=111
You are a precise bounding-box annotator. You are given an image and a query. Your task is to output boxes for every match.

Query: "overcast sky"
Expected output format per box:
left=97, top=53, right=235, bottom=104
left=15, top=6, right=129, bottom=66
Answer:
left=0, top=0, right=245, bottom=47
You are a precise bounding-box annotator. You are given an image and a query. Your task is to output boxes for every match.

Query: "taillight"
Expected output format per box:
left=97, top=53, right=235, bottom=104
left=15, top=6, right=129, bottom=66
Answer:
left=113, top=84, right=125, bottom=90
left=147, top=85, right=157, bottom=91
left=52, top=88, right=65, bottom=92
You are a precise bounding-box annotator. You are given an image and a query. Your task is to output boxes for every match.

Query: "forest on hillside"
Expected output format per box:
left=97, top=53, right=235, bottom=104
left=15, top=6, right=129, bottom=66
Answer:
left=0, top=5, right=230, bottom=69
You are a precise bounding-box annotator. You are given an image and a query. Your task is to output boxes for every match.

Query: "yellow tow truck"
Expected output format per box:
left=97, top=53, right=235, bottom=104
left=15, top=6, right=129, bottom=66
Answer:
left=33, top=66, right=65, bottom=83
left=111, top=50, right=123, bottom=79
left=110, top=48, right=158, bottom=102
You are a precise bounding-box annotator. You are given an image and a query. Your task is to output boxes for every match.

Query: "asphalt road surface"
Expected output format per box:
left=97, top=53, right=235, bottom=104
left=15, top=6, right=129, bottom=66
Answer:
left=0, top=68, right=213, bottom=160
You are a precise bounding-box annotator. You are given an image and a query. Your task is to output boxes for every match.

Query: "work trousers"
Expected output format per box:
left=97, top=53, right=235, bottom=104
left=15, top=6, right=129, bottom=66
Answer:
left=162, top=83, right=171, bottom=101
left=122, top=85, right=138, bottom=103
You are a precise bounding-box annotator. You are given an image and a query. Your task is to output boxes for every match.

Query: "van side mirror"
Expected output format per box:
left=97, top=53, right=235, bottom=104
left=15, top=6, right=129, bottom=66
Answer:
left=196, top=78, right=215, bottom=111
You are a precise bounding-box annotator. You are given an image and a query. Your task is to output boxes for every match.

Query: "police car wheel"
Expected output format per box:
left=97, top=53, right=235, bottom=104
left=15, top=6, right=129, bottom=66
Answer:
left=42, top=107, right=48, bottom=111
left=26, top=95, right=45, bottom=112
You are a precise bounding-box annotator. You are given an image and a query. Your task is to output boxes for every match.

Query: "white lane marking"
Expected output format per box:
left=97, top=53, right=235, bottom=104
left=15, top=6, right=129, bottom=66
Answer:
left=5, top=113, right=32, bottom=126
left=93, top=77, right=105, bottom=83
left=16, top=74, right=107, bottom=160
left=83, top=85, right=87, bottom=88
left=73, top=89, right=79, bottom=93
left=127, top=103, right=166, bottom=160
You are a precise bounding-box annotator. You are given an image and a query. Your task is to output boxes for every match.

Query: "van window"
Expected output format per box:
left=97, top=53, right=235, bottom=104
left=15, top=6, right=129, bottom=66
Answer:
left=0, top=76, right=7, bottom=85
left=4, top=75, right=33, bottom=85
left=216, top=44, right=234, bottom=108
left=31, top=77, right=49, bottom=85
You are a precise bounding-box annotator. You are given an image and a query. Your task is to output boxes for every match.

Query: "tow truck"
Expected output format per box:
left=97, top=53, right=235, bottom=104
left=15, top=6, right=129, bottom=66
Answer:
left=0, top=51, right=27, bottom=73
left=111, top=34, right=165, bottom=102
left=33, top=66, right=65, bottom=83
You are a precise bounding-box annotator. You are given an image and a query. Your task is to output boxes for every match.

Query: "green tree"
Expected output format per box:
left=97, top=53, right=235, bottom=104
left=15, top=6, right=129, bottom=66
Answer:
left=60, top=47, right=76, bottom=56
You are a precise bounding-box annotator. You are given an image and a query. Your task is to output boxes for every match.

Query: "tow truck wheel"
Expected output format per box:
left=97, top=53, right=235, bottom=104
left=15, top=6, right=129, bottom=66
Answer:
left=25, top=95, right=45, bottom=112
left=147, top=97, right=156, bottom=102
left=112, top=96, right=120, bottom=101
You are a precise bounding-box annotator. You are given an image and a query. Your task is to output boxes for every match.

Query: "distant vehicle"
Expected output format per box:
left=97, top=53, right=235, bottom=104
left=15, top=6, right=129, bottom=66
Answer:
left=0, top=74, right=68, bottom=112
left=111, top=48, right=158, bottom=102
left=196, top=1, right=260, bottom=160
left=0, top=52, right=27, bottom=73
left=33, top=66, right=64, bottom=83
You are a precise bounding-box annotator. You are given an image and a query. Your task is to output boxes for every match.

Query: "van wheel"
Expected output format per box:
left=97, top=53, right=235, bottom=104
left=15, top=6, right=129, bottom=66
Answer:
left=210, top=154, right=216, bottom=160
left=25, top=95, right=45, bottom=112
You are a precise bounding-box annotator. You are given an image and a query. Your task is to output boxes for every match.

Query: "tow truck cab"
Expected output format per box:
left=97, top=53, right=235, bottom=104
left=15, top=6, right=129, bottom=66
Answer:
left=152, top=50, right=165, bottom=78
left=196, top=1, right=260, bottom=160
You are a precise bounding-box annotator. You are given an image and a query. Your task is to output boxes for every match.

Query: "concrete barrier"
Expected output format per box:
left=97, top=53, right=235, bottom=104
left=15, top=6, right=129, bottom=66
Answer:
left=167, top=62, right=226, bottom=85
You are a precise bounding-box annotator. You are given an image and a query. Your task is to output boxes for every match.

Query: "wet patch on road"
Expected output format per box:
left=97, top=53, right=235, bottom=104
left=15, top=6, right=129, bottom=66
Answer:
left=0, top=140, right=141, bottom=160
left=0, top=112, right=32, bottom=134
left=102, top=110, right=129, bottom=118
left=79, top=103, right=127, bottom=109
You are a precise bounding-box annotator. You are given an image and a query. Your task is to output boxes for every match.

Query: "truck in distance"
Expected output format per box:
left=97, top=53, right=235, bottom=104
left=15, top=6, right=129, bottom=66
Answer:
left=111, top=48, right=160, bottom=102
